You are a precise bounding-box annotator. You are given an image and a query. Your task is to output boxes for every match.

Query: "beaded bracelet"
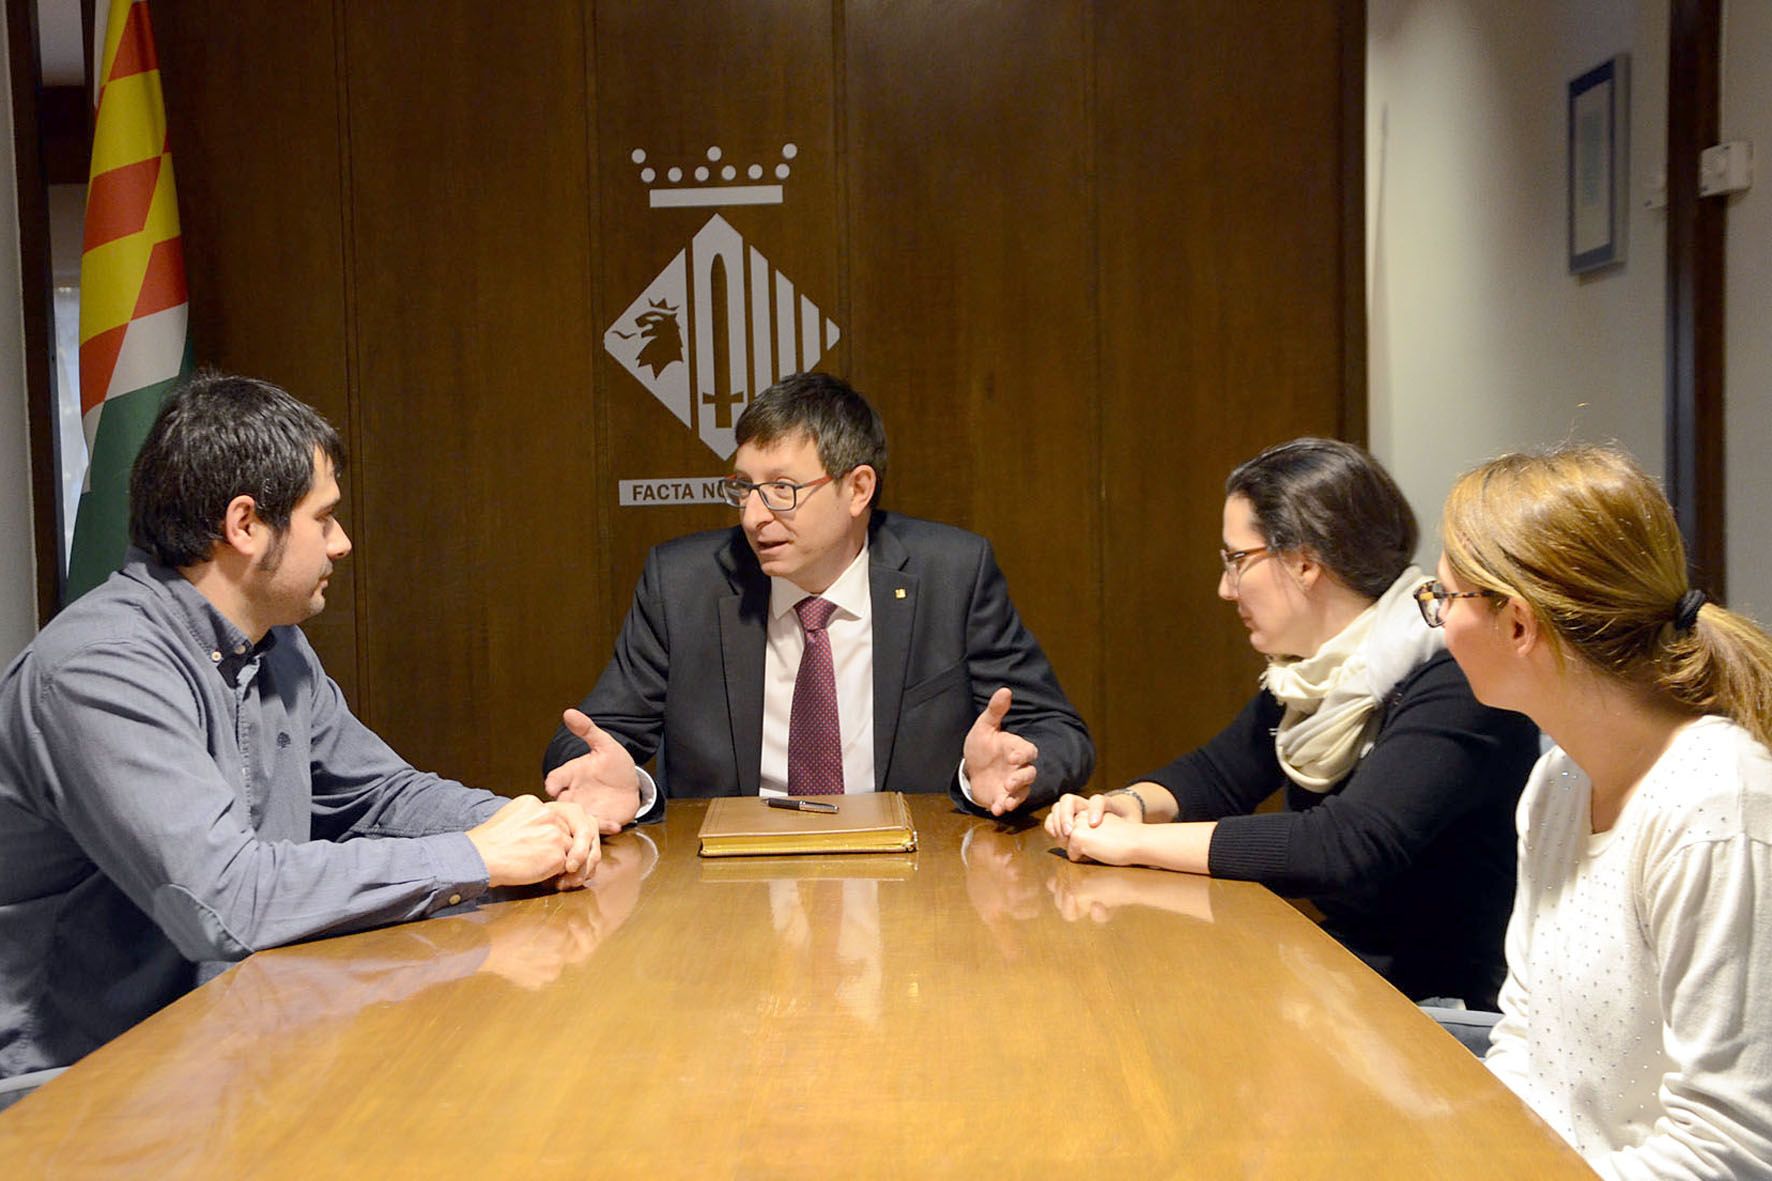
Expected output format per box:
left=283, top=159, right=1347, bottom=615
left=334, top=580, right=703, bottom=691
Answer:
left=1105, top=787, right=1147, bottom=821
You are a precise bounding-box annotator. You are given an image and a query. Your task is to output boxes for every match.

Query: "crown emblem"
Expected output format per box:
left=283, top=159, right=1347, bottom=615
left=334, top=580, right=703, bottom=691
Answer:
left=606, top=140, right=839, bottom=482
left=630, top=143, right=797, bottom=208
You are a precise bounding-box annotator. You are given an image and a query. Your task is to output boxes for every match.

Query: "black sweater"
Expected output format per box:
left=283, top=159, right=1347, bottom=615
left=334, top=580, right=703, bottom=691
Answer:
left=1141, top=650, right=1539, bottom=1008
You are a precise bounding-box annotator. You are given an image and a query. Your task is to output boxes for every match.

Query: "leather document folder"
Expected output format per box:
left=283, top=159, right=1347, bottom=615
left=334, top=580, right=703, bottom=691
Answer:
left=697, top=792, right=919, bottom=857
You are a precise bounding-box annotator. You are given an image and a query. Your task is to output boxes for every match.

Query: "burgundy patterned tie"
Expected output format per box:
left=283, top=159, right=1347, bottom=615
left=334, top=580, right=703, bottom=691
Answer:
left=788, top=596, right=843, bottom=795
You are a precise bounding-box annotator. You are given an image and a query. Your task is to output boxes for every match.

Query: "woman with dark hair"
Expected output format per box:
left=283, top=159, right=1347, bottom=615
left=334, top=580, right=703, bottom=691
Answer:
left=1048, top=438, right=1539, bottom=1007
left=1434, top=445, right=1772, bottom=1178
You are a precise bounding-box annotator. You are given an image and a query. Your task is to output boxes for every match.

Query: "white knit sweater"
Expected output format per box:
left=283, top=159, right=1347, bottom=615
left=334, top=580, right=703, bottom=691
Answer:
left=1486, top=716, right=1772, bottom=1180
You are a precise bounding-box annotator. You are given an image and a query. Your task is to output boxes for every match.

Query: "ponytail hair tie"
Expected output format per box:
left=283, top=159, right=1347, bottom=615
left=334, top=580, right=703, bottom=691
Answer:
left=1674, top=589, right=1707, bottom=633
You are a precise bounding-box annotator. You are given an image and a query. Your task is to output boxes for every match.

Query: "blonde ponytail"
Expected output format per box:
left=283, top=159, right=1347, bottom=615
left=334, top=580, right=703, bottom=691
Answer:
left=1658, top=603, right=1772, bottom=751
left=1442, top=445, right=1772, bottom=751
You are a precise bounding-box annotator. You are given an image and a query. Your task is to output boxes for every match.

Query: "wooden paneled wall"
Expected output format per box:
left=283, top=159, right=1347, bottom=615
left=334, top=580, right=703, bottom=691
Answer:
left=152, top=1, right=1363, bottom=796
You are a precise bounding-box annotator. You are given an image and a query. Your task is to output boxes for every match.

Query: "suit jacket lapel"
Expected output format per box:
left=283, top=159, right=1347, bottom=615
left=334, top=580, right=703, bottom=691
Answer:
left=717, top=532, right=767, bottom=795
left=869, top=517, right=917, bottom=789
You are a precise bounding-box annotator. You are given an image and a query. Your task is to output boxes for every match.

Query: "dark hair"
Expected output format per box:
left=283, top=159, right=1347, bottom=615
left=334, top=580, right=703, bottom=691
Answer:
left=734, top=372, right=888, bottom=506
left=129, top=371, right=347, bottom=567
left=1225, top=437, right=1417, bottom=599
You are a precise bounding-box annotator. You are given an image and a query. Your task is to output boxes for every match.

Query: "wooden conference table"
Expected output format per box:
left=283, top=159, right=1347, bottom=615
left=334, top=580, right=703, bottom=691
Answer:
left=0, top=796, right=1590, bottom=1178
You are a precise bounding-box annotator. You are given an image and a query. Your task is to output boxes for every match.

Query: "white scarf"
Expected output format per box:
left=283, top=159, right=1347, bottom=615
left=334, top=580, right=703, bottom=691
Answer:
left=1260, top=566, right=1443, bottom=792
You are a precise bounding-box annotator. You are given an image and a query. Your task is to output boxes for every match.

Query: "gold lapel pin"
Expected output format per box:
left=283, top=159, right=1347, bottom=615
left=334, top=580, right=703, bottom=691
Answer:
left=894, top=588, right=907, bottom=599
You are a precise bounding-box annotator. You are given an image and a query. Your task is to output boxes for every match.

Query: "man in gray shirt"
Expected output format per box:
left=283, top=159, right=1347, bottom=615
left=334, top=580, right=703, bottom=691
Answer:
left=0, top=373, right=597, bottom=1084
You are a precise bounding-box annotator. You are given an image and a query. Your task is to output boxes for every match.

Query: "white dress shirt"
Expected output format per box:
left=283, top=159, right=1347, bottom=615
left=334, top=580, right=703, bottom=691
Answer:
left=760, top=544, right=876, bottom=795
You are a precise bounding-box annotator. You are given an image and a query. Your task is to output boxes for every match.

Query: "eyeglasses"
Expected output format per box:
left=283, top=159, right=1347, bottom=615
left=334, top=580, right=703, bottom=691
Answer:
left=1219, top=545, right=1272, bottom=588
left=720, top=473, right=838, bottom=512
left=1414, top=578, right=1500, bottom=628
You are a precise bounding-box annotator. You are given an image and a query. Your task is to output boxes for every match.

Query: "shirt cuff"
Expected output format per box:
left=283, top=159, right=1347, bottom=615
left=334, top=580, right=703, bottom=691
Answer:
left=635, top=766, right=659, bottom=817
left=427, top=831, right=493, bottom=909
left=956, top=759, right=977, bottom=805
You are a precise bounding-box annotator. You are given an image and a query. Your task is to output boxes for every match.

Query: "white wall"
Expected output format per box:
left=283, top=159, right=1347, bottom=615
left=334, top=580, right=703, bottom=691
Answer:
left=1, top=36, right=39, bottom=664
left=1370, top=0, right=1772, bottom=622
left=1722, top=1, right=1772, bottom=620
left=1368, top=0, right=1668, bottom=564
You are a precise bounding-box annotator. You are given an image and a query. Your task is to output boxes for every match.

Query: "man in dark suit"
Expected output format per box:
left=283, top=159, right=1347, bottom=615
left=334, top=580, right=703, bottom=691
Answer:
left=542, top=373, right=1093, bottom=827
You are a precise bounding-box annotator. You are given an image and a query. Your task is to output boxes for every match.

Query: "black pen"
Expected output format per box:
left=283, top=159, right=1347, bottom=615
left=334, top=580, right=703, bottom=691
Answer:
left=768, top=797, right=839, bottom=814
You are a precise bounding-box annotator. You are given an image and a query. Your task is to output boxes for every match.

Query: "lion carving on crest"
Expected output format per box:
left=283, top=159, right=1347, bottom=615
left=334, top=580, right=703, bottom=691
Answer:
left=613, top=298, right=682, bottom=378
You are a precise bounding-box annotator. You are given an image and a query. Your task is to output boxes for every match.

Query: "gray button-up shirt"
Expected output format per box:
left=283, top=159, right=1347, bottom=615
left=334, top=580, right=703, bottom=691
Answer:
left=0, top=553, right=502, bottom=1078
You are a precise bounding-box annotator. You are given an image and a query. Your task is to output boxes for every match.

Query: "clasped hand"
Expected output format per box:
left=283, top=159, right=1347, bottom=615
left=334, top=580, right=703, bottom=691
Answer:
left=466, top=794, right=600, bottom=890
left=1044, top=791, right=1144, bottom=864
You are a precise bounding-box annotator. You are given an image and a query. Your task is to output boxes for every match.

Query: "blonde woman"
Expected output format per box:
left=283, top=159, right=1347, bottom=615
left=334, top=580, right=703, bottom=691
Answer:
left=1049, top=439, right=1538, bottom=1008
left=1432, top=445, right=1772, bottom=1180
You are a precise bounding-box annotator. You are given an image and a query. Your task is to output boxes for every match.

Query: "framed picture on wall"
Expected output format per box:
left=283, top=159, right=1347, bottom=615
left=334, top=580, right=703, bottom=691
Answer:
left=1568, top=54, right=1630, bottom=274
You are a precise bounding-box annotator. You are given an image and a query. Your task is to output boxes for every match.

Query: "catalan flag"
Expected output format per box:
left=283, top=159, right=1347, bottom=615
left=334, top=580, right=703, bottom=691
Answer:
left=67, top=0, right=192, bottom=601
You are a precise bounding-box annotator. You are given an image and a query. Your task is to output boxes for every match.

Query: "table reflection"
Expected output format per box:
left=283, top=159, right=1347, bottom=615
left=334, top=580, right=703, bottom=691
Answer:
left=480, top=828, right=658, bottom=989
left=1, top=829, right=662, bottom=1169
left=0, top=797, right=1588, bottom=1179
left=1046, top=856, right=1217, bottom=925
left=1038, top=843, right=1475, bottom=1133
left=765, top=878, right=884, bottom=1022
left=959, top=821, right=1046, bottom=960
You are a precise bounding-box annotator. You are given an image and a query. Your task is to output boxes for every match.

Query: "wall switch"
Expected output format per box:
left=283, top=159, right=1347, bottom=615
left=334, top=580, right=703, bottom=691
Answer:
left=1699, top=141, right=1753, bottom=197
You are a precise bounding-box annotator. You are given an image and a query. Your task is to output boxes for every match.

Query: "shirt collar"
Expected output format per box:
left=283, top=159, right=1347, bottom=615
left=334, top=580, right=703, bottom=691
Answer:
left=769, top=541, right=872, bottom=622
left=124, top=548, right=280, bottom=674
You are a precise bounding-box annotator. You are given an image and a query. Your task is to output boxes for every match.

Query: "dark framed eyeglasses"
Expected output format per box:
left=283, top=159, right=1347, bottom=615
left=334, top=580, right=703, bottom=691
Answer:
left=720, top=473, right=838, bottom=512
left=1414, top=578, right=1500, bottom=628
left=1219, top=545, right=1272, bottom=587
